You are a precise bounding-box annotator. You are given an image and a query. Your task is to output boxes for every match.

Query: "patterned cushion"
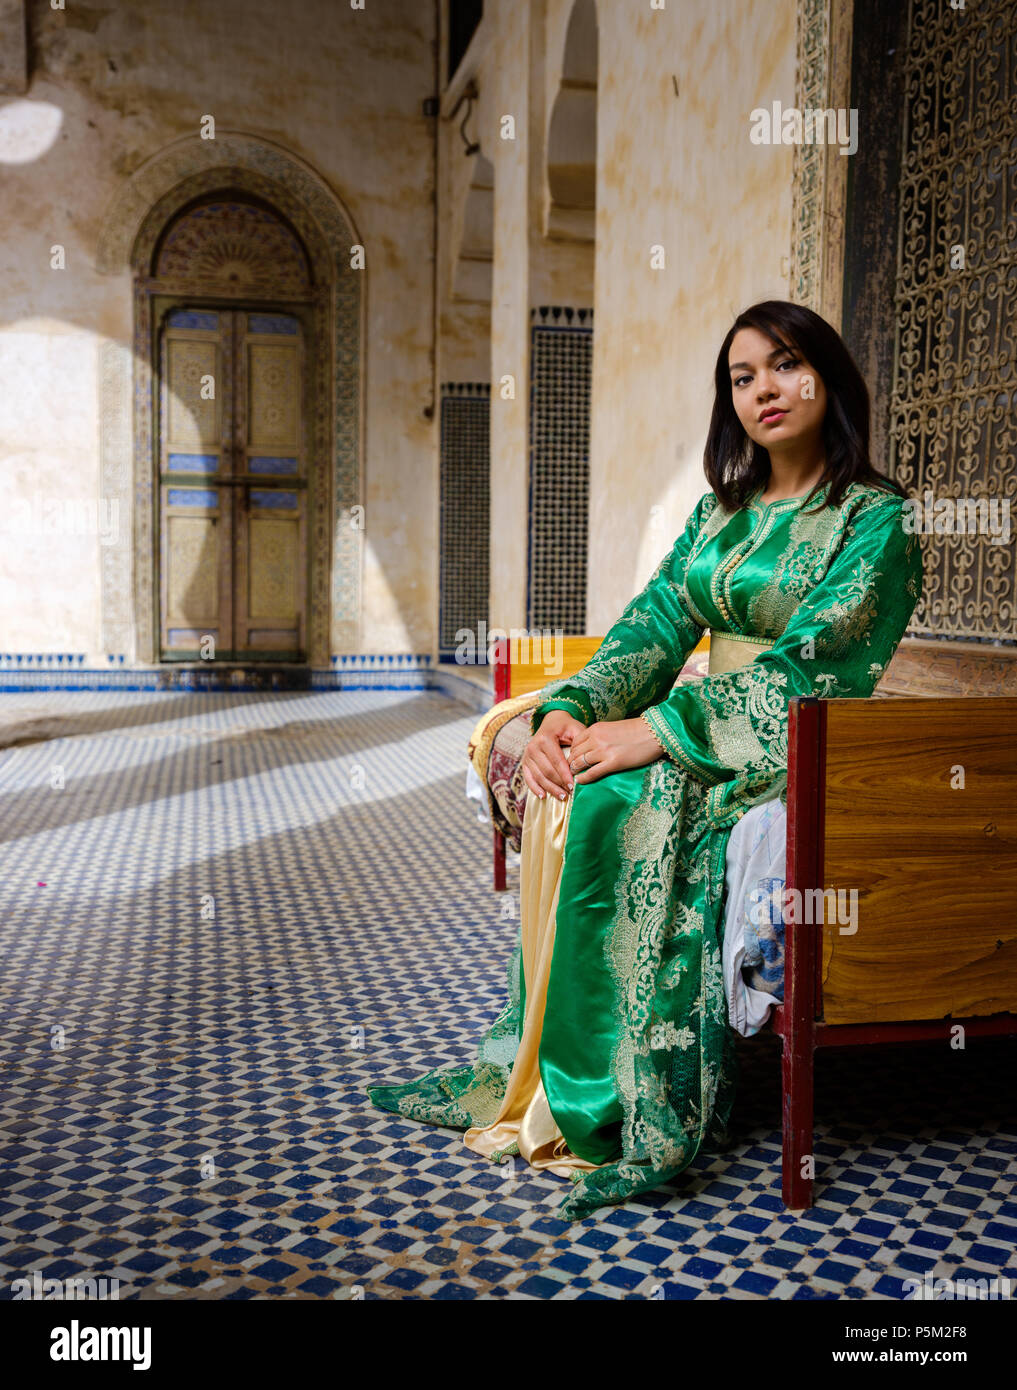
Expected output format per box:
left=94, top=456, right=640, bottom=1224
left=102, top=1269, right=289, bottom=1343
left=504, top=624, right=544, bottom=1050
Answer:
left=483, top=708, right=534, bottom=852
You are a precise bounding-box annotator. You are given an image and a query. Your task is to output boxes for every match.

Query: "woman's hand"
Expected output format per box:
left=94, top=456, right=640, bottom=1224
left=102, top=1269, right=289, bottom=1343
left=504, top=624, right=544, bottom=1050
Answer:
left=567, top=717, right=667, bottom=784
left=521, top=710, right=585, bottom=801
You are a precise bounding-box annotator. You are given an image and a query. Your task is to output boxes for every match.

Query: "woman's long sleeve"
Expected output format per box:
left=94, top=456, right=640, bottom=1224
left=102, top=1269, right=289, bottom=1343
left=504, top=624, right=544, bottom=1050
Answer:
left=640, top=490, right=923, bottom=820
left=530, top=493, right=715, bottom=736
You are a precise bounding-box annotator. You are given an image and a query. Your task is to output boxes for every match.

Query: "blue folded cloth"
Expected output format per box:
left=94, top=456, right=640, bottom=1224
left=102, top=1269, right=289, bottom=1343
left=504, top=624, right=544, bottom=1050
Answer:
left=743, top=875, right=786, bottom=1001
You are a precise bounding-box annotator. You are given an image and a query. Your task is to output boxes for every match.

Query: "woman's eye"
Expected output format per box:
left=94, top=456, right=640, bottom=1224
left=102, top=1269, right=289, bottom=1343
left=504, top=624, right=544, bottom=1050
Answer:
left=733, top=359, right=798, bottom=388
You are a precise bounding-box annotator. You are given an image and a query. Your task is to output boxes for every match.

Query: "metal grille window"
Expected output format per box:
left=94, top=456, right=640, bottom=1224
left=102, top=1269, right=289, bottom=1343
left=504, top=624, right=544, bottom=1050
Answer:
left=888, top=0, right=1017, bottom=643
left=527, top=306, right=593, bottom=634
left=439, top=383, right=490, bottom=664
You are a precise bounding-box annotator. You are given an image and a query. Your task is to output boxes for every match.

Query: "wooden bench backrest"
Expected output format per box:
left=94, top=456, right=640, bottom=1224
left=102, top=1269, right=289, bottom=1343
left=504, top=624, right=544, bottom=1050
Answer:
left=819, top=697, right=1017, bottom=1025
left=508, top=636, right=605, bottom=697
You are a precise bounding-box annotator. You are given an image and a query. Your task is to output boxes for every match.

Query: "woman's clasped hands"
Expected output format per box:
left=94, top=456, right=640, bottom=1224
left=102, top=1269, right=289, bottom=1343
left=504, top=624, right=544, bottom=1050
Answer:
left=520, top=709, right=667, bottom=801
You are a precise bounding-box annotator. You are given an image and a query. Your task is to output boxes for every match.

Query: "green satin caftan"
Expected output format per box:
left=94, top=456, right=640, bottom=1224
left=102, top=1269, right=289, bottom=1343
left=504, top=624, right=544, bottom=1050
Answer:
left=367, top=479, right=923, bottom=1220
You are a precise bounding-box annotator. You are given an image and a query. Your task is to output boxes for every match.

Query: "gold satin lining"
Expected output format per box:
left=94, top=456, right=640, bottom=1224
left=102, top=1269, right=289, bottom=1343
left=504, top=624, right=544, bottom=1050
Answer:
left=464, top=788, right=601, bottom=1176
left=465, top=631, right=774, bottom=1178
left=707, top=631, right=774, bottom=675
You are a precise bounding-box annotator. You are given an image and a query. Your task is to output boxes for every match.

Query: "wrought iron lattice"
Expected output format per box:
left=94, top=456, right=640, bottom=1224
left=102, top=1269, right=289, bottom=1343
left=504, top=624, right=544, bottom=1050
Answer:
left=889, top=0, right=1017, bottom=643
left=439, top=383, right=490, bottom=662
left=527, top=307, right=593, bottom=634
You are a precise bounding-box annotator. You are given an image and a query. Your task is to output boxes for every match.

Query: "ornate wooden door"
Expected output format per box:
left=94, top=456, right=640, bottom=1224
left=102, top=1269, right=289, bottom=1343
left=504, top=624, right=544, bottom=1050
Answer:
left=158, top=307, right=308, bottom=661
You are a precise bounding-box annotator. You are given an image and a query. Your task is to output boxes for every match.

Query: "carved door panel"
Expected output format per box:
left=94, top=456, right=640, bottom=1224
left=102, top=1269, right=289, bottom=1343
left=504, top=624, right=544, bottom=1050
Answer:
left=233, top=312, right=308, bottom=658
left=158, top=307, right=308, bottom=661
left=159, top=308, right=233, bottom=660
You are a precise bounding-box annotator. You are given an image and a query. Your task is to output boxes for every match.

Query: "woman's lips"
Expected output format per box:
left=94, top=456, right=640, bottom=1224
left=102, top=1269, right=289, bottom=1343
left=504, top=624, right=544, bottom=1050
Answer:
left=760, top=409, right=788, bottom=425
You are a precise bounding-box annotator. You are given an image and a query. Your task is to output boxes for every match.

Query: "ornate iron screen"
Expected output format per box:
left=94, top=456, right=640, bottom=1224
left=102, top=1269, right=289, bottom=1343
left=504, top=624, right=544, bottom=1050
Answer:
left=527, top=306, right=593, bottom=634
left=888, top=0, right=1016, bottom=643
left=439, top=382, right=490, bottom=663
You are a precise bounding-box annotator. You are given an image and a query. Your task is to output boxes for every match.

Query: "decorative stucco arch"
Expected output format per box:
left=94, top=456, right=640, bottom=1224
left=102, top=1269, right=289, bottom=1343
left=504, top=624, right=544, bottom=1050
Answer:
left=452, top=151, right=494, bottom=303
left=545, top=0, right=597, bottom=242
left=95, top=131, right=364, bottom=666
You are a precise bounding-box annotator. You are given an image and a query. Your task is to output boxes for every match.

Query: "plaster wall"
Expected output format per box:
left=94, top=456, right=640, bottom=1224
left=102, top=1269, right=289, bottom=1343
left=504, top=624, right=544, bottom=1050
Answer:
left=588, top=0, right=796, bottom=630
left=0, top=0, right=436, bottom=657
left=1, top=0, right=803, bottom=668
left=437, top=81, right=490, bottom=383
left=458, top=0, right=595, bottom=637
left=451, top=0, right=794, bottom=640
left=481, top=9, right=533, bottom=636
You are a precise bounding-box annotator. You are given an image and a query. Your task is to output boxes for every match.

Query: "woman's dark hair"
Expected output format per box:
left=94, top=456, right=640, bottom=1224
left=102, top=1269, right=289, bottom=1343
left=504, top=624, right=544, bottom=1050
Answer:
left=704, top=299, right=907, bottom=512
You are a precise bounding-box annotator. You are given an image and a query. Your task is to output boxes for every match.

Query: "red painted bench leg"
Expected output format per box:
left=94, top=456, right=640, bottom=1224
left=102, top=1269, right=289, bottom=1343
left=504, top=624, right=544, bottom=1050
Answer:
left=781, top=696, right=823, bottom=1209
left=782, top=1015, right=815, bottom=1209
left=493, top=827, right=507, bottom=891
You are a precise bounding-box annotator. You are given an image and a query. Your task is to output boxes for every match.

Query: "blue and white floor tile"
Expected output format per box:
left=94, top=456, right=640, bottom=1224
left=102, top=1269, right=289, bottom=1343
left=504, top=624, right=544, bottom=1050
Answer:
left=0, top=691, right=1014, bottom=1300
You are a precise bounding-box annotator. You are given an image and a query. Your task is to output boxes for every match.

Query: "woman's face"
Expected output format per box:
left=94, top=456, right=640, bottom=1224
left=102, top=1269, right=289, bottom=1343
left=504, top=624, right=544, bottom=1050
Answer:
left=727, top=326, right=827, bottom=455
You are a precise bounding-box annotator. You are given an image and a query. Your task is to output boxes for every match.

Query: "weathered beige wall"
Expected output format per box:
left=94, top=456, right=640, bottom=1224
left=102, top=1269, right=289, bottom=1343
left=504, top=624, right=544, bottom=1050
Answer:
left=588, top=0, right=796, bottom=630
left=0, top=319, right=102, bottom=642
left=532, top=0, right=594, bottom=304
left=482, top=9, right=533, bottom=637
left=460, top=0, right=595, bottom=637
left=0, top=0, right=436, bottom=657
left=459, top=0, right=794, bottom=641
left=438, top=83, right=490, bottom=383
left=0, top=0, right=801, bottom=669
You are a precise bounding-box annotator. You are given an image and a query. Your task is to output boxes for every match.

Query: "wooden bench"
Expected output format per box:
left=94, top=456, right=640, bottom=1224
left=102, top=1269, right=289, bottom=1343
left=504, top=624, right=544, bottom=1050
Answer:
left=781, top=693, right=1017, bottom=1208
left=485, top=634, right=1017, bottom=1209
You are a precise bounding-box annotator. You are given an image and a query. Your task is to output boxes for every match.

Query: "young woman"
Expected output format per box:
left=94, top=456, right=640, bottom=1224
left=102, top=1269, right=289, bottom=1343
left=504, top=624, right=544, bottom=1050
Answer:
left=368, top=300, right=923, bottom=1221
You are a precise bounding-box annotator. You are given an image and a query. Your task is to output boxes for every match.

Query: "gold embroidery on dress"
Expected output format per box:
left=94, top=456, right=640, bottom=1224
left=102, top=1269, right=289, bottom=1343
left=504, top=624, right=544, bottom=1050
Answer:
left=747, top=501, right=846, bottom=638
left=811, top=553, right=882, bottom=656
left=574, top=639, right=674, bottom=720
left=712, top=505, right=787, bottom=629
left=678, top=495, right=727, bottom=627
left=607, top=761, right=710, bottom=1171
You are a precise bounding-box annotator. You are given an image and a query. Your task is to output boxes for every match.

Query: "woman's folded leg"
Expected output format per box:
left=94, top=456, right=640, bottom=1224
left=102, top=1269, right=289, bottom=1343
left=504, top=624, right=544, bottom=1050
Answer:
left=538, top=759, right=739, bottom=1220
left=465, top=783, right=601, bottom=1175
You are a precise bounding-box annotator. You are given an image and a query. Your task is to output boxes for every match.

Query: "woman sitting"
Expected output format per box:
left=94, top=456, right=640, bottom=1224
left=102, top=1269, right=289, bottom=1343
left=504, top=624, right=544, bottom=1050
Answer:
left=369, top=298, right=923, bottom=1221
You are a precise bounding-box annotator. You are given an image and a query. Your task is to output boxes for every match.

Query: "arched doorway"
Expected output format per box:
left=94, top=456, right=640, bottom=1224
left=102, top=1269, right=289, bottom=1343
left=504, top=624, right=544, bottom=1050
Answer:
left=97, top=134, right=365, bottom=668
left=150, top=194, right=315, bottom=663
